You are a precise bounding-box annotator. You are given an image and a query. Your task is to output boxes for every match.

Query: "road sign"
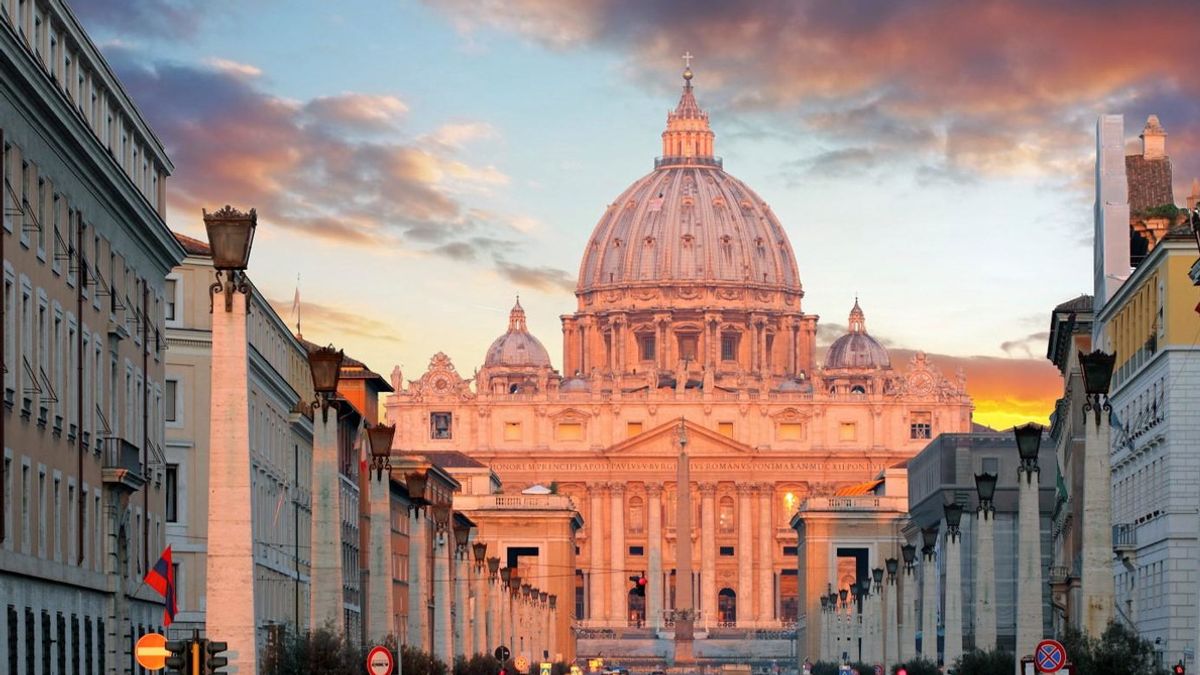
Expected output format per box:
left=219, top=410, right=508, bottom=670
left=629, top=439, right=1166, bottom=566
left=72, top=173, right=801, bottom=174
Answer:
left=1035, top=639, right=1067, bottom=673
left=540, top=662, right=552, bottom=675
left=495, top=645, right=511, bottom=662
left=874, top=666, right=884, bottom=675
left=134, top=633, right=170, bottom=671
left=570, top=666, right=583, bottom=675
left=515, top=655, right=530, bottom=673
left=367, top=645, right=395, bottom=675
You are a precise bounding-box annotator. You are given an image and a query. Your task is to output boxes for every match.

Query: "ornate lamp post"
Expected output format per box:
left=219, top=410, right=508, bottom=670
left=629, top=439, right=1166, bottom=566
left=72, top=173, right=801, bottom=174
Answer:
left=974, top=472, right=998, bottom=650
left=500, top=567, right=513, bottom=655
left=366, top=423, right=396, bottom=481
left=452, top=521, right=473, bottom=657
left=472, top=541, right=489, bottom=656
left=820, top=595, right=831, bottom=661
left=856, top=578, right=870, bottom=663
left=408, top=469, right=432, bottom=651
left=942, top=503, right=964, bottom=669
left=431, top=502, right=455, bottom=659
left=885, top=557, right=899, bottom=669
left=202, top=205, right=259, bottom=673
left=1013, top=422, right=1045, bottom=672
left=487, top=556, right=501, bottom=653
left=203, top=205, right=256, bottom=312
left=365, top=419, right=398, bottom=642
left=1078, top=349, right=1117, bottom=634
left=920, top=526, right=939, bottom=661
left=900, top=544, right=917, bottom=662
left=869, top=567, right=884, bottom=665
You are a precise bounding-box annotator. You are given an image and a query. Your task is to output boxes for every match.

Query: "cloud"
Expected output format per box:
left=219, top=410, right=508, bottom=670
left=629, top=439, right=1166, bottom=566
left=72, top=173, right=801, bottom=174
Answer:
left=72, top=0, right=221, bottom=40
left=203, top=57, right=262, bottom=78
left=268, top=298, right=397, bottom=342
left=425, top=0, right=1200, bottom=187
left=494, top=260, right=576, bottom=293
left=1000, top=331, right=1052, bottom=358
left=103, top=50, right=563, bottom=293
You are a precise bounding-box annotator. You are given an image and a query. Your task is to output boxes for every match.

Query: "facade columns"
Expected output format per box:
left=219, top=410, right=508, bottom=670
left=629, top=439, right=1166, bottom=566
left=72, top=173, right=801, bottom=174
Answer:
left=1016, top=463, right=1044, bottom=673
left=757, top=484, right=774, bottom=624
left=454, top=546, right=470, bottom=658
left=1081, top=415, right=1114, bottom=634
left=206, top=289, right=259, bottom=672
left=588, top=484, right=605, bottom=623
left=474, top=558, right=489, bottom=657
left=647, top=482, right=664, bottom=628
left=699, top=482, right=717, bottom=625
left=885, top=567, right=899, bottom=670
left=900, top=560, right=916, bottom=663
left=944, top=515, right=964, bottom=670
left=433, top=529, right=454, bottom=661
left=367, top=476, right=394, bottom=643
left=737, top=484, right=754, bottom=625
left=919, top=529, right=938, bottom=662
left=409, top=509, right=429, bottom=651
left=976, top=505, right=997, bottom=651
left=310, top=408, right=344, bottom=634
left=609, top=483, right=626, bottom=625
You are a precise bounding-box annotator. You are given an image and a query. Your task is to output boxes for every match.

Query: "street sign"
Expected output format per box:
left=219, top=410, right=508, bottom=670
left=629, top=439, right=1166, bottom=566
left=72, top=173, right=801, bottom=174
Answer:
left=495, top=646, right=511, bottom=663
left=874, top=666, right=884, bottom=675
left=540, top=661, right=552, bottom=675
left=134, top=633, right=170, bottom=671
left=1035, top=639, right=1067, bottom=673
left=570, top=665, right=583, bottom=675
left=366, top=645, right=395, bottom=675
left=515, top=655, right=530, bottom=673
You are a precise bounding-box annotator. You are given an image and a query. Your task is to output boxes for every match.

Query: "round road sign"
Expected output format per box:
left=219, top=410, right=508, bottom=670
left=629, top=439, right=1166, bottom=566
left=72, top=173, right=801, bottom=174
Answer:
left=1035, top=639, right=1066, bottom=673
left=515, top=655, right=530, bottom=673
left=495, top=645, right=511, bottom=662
left=874, top=666, right=884, bottom=675
left=367, top=645, right=395, bottom=675
left=134, top=633, right=170, bottom=671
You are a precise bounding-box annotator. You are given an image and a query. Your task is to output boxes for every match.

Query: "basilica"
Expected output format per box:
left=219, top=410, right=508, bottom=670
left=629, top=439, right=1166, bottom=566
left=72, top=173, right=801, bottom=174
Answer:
left=384, top=65, right=974, bottom=665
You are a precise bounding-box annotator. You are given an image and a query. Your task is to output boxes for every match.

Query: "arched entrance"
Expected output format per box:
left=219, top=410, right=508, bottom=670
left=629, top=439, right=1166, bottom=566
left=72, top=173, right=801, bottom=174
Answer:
left=627, top=588, right=646, bottom=627
left=718, top=588, right=737, bottom=626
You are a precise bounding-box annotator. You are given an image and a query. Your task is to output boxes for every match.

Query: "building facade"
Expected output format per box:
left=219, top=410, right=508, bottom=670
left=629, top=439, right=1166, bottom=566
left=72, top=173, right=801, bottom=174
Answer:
left=163, top=234, right=316, bottom=639
left=384, top=67, right=975, bottom=667
left=1, top=0, right=184, bottom=672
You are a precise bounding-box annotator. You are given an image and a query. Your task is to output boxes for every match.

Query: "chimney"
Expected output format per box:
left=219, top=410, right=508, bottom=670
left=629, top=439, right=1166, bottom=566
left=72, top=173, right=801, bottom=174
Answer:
left=1140, top=115, right=1167, bottom=160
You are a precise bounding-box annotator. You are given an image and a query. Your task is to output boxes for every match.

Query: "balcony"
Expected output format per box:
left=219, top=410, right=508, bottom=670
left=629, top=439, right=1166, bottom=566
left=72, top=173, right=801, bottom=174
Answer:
left=102, top=437, right=145, bottom=493
left=654, top=155, right=723, bottom=169
left=1112, top=523, right=1137, bottom=553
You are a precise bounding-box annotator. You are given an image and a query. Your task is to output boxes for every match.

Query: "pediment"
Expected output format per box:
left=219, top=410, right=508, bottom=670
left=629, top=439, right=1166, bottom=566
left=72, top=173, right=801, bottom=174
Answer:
left=605, top=417, right=753, bottom=457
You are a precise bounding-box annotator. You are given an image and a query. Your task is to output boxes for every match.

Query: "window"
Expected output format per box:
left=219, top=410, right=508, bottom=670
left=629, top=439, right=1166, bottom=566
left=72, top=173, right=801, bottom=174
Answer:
left=777, top=422, right=803, bottom=440
left=430, top=412, right=452, bottom=439
left=503, top=421, right=521, bottom=441
left=555, top=422, right=583, bottom=441
left=638, top=334, right=655, bottom=361
left=628, top=546, right=644, bottom=556
left=718, top=496, right=734, bottom=532
left=719, top=546, right=735, bottom=556
left=910, top=412, right=932, bottom=440
left=165, top=465, right=177, bottom=523
left=626, top=422, right=643, bottom=438
left=721, top=333, right=738, bottom=361
left=717, top=422, right=734, bottom=438
left=677, top=334, right=698, bottom=362
left=783, top=545, right=799, bottom=557
left=839, top=422, right=856, bottom=441
left=163, top=279, right=177, bottom=321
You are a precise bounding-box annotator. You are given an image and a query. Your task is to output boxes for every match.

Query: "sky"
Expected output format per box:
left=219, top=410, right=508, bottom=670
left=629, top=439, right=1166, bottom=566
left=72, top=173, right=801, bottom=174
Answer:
left=72, top=0, right=1200, bottom=430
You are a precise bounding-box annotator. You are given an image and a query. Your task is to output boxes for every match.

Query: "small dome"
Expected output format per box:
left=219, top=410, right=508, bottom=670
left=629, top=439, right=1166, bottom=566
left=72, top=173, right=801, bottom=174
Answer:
left=484, top=299, right=551, bottom=369
left=825, top=300, right=890, bottom=369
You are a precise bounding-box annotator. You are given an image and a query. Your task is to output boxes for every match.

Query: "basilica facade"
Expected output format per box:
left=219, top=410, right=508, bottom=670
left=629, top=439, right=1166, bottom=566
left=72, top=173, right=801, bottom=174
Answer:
left=384, top=67, right=974, bottom=665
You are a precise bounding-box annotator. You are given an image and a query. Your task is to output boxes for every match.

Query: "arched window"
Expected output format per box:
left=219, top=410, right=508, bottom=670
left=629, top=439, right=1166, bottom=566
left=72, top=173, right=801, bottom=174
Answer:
left=850, top=385, right=866, bottom=394
left=718, top=496, right=735, bottom=533
left=718, top=588, right=737, bottom=626
left=628, top=496, right=644, bottom=534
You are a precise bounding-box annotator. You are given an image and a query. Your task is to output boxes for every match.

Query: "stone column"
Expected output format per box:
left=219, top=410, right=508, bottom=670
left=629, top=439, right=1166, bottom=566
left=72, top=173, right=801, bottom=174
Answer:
left=647, top=482, right=664, bottom=629
left=920, top=529, right=938, bottom=662
left=497, top=578, right=509, bottom=655
left=588, top=484, right=605, bottom=624
left=434, top=530, right=454, bottom=660
left=310, top=407, right=344, bottom=634
left=1082, top=414, right=1114, bottom=634
left=367, top=475, right=394, bottom=643
left=409, top=510, right=428, bottom=650
left=976, top=502, right=997, bottom=651
left=821, top=603, right=832, bottom=661
left=944, top=515, right=964, bottom=670
left=206, top=288, right=259, bottom=672
left=549, top=597, right=558, bottom=660
left=1016, top=460, right=1044, bottom=673
left=737, top=484, right=754, bottom=625
left=699, top=482, right=718, bottom=626
left=454, top=547, right=470, bottom=658
left=900, top=560, right=916, bottom=663
left=474, top=559, right=489, bottom=657
left=868, top=576, right=882, bottom=666
left=609, top=483, right=626, bottom=625
left=487, top=567, right=501, bottom=655
left=757, top=484, right=774, bottom=624
left=885, top=566, right=899, bottom=670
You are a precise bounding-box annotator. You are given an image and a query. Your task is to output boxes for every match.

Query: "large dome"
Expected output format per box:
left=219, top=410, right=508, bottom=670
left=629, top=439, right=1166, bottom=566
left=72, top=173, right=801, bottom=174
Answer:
left=576, top=69, right=801, bottom=296
left=825, top=300, right=890, bottom=369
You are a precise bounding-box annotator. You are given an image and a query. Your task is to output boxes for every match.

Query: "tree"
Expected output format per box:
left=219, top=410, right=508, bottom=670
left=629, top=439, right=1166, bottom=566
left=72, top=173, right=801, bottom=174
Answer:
left=1059, top=623, right=1167, bottom=675
left=952, top=649, right=1013, bottom=675
left=261, top=625, right=365, bottom=675
left=891, top=657, right=939, bottom=675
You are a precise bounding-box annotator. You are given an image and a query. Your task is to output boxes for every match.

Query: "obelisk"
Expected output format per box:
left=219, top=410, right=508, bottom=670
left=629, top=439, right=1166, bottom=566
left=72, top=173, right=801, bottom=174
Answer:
left=673, top=419, right=695, bottom=664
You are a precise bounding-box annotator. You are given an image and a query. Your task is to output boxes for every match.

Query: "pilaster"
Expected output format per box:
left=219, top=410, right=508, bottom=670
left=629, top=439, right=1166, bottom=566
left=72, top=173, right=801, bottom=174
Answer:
left=699, top=481, right=717, bottom=625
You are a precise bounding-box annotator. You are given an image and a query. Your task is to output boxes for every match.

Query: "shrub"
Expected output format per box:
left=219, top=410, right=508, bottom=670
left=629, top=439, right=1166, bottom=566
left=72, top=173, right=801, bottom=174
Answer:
left=1059, top=622, right=1167, bottom=675
left=952, top=649, right=1013, bottom=675
left=891, top=657, right=939, bottom=675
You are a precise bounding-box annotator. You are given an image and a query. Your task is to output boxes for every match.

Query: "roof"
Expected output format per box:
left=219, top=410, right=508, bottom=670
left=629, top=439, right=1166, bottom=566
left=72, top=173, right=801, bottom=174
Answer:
left=834, top=479, right=883, bottom=496
left=1053, top=294, right=1093, bottom=313
left=173, top=232, right=211, bottom=256
left=1126, top=154, right=1175, bottom=215
left=299, top=338, right=393, bottom=392
left=419, top=451, right=487, bottom=470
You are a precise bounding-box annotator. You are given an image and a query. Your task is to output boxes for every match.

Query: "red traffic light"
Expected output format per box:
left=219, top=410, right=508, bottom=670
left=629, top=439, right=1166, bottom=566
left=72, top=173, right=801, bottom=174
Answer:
left=897, top=669, right=908, bottom=675
left=1173, top=663, right=1184, bottom=675
left=638, top=576, right=647, bottom=587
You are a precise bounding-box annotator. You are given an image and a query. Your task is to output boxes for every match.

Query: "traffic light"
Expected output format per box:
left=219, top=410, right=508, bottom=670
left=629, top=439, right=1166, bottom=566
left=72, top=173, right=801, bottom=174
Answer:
left=205, top=640, right=229, bottom=674
left=1173, top=662, right=1185, bottom=675
left=629, top=572, right=647, bottom=597
left=896, top=668, right=908, bottom=675
left=164, top=640, right=190, bottom=674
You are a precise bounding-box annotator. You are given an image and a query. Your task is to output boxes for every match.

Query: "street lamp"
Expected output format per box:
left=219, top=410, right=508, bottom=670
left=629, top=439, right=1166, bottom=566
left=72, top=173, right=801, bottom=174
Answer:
left=886, top=558, right=899, bottom=580
left=1078, top=349, right=1116, bottom=426
left=500, top=567, right=512, bottom=589
left=202, top=205, right=256, bottom=312
left=1013, top=422, right=1044, bottom=475
left=901, top=544, right=916, bottom=572
left=943, top=503, right=963, bottom=537
left=921, top=526, right=938, bottom=554
left=473, top=541, right=488, bottom=570
left=975, top=473, right=998, bottom=510
left=872, top=567, right=884, bottom=591
left=307, top=345, right=344, bottom=422
left=974, top=472, right=999, bottom=651
left=488, top=556, right=501, bottom=580
left=405, top=470, right=429, bottom=506
left=453, top=520, right=472, bottom=557
left=366, top=423, right=396, bottom=481
left=432, top=503, right=451, bottom=536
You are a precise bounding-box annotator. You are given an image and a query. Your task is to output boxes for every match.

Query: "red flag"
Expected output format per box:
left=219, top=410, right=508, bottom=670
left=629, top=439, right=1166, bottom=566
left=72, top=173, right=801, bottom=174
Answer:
left=144, top=545, right=177, bottom=626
